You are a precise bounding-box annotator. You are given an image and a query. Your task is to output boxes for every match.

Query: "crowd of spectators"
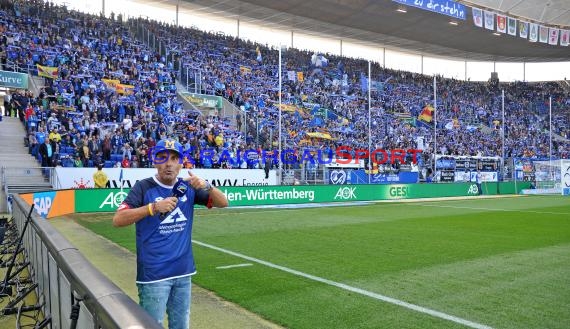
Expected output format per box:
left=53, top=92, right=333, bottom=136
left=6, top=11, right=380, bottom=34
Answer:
left=144, top=16, right=569, bottom=163
left=1, top=0, right=568, bottom=174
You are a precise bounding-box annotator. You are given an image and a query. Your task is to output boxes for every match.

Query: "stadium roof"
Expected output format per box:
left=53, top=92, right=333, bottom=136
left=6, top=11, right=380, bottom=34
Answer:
left=172, top=0, right=570, bottom=62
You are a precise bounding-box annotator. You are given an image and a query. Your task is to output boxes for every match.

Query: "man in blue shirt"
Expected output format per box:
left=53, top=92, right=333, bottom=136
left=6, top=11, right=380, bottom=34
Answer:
left=113, top=138, right=228, bottom=329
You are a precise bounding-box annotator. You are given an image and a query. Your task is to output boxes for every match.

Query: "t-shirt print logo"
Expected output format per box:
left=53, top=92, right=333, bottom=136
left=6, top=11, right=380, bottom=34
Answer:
left=160, top=208, right=188, bottom=224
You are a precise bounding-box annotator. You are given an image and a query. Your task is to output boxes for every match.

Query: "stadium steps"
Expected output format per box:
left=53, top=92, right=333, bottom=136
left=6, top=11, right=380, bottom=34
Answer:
left=220, top=97, right=241, bottom=130
left=28, top=76, right=46, bottom=97
left=175, top=81, right=203, bottom=113
left=175, top=81, right=241, bottom=130
left=0, top=117, right=52, bottom=212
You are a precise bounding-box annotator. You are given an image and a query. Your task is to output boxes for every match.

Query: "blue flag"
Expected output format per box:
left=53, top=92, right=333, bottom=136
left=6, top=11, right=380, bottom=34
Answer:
left=360, top=73, right=368, bottom=92
left=119, top=168, right=123, bottom=182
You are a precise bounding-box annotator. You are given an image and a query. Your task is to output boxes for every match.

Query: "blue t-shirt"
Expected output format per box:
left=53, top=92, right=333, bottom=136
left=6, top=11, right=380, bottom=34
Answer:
left=121, top=176, right=210, bottom=283
left=36, top=132, right=46, bottom=144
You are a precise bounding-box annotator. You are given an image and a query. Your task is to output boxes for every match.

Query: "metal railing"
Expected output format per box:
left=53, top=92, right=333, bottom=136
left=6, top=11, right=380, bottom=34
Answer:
left=10, top=195, right=162, bottom=329
left=1, top=166, right=9, bottom=213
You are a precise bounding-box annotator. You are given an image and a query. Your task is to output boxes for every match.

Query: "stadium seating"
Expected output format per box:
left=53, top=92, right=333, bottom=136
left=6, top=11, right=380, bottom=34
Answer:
left=2, top=1, right=568, bottom=172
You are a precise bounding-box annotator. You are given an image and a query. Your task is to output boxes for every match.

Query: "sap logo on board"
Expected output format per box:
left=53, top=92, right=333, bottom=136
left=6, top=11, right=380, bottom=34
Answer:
left=33, top=191, right=56, bottom=218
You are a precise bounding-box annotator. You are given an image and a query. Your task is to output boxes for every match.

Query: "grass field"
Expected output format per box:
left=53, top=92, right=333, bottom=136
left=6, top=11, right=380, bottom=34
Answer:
left=72, top=195, right=570, bottom=329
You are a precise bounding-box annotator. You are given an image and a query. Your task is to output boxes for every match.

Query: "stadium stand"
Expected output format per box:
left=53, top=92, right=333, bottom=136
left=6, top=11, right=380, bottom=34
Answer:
left=1, top=0, right=568, bottom=175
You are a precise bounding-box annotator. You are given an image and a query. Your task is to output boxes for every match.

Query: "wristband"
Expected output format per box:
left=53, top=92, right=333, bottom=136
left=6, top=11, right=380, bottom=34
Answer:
left=148, top=203, right=154, bottom=216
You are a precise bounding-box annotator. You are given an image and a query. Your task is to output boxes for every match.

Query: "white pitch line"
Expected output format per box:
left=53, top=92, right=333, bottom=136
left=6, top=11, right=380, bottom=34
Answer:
left=416, top=203, right=570, bottom=215
left=216, top=263, right=253, bottom=270
left=193, top=240, right=493, bottom=329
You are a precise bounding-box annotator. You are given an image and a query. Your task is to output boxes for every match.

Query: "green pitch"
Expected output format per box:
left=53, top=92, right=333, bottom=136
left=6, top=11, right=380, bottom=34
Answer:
left=73, top=196, right=570, bottom=329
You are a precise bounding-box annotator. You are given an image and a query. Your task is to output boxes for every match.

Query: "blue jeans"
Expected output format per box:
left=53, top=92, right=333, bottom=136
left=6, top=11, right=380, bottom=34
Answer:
left=137, top=276, right=192, bottom=329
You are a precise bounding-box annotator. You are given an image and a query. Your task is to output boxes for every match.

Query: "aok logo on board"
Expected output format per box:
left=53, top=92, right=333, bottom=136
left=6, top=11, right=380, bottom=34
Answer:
left=99, top=191, right=128, bottom=209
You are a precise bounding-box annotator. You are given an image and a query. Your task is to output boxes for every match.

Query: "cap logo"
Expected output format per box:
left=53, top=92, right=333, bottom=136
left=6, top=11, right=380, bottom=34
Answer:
left=165, top=140, right=175, bottom=149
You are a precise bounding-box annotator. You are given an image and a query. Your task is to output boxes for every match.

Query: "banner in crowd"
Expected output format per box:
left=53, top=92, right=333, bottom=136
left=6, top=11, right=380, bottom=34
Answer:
left=344, top=170, right=419, bottom=184
left=529, top=23, right=538, bottom=42
left=539, top=25, right=549, bottom=43
left=180, top=92, right=223, bottom=109
left=0, top=70, right=29, bottom=89
left=484, top=10, right=494, bottom=30
left=392, top=0, right=466, bottom=20
left=435, top=156, right=499, bottom=182
left=279, top=103, right=300, bottom=112
left=102, top=78, right=120, bottom=88
left=472, top=8, right=482, bottom=27
left=418, top=105, right=434, bottom=122
left=287, top=70, right=296, bottom=81
left=561, top=30, right=570, bottom=46
left=36, top=64, right=59, bottom=79
left=519, top=21, right=529, bottom=39
left=513, top=158, right=535, bottom=182
left=115, top=83, right=135, bottom=95
left=54, top=167, right=277, bottom=189
left=513, top=158, right=564, bottom=185
left=496, top=14, right=506, bottom=33
left=508, top=17, right=517, bottom=36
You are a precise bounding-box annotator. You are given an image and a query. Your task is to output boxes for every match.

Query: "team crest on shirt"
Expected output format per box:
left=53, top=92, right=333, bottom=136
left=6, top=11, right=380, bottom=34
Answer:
left=160, top=208, right=188, bottom=224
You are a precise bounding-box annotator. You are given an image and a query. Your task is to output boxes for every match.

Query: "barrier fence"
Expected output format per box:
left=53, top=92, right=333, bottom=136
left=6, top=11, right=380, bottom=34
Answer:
left=10, top=195, right=161, bottom=329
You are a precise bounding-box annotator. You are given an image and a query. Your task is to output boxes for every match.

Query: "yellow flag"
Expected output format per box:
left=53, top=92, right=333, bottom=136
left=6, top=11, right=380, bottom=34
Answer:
left=36, top=64, right=59, bottom=79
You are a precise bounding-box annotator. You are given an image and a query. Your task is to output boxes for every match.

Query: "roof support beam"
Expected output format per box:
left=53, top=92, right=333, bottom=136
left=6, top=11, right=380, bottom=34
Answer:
left=504, top=0, right=526, bottom=12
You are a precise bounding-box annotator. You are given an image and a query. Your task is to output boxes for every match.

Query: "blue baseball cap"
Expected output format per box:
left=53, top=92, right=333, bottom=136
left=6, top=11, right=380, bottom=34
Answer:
left=154, top=138, right=183, bottom=157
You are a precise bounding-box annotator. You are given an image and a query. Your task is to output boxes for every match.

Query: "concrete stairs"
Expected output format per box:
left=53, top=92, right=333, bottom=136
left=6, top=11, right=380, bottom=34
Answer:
left=175, top=81, right=242, bottom=130
left=0, top=117, right=52, bottom=212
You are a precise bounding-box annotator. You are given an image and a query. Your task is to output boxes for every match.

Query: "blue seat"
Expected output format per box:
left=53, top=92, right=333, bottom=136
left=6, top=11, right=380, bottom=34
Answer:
left=104, top=161, right=114, bottom=168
